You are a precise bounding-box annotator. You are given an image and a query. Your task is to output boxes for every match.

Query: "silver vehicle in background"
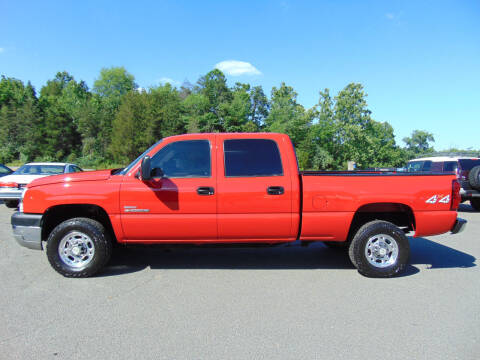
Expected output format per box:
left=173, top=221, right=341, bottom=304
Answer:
left=0, top=163, right=83, bottom=208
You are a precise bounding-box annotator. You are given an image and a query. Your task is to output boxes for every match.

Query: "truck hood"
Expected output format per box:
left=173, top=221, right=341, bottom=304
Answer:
left=27, top=169, right=113, bottom=188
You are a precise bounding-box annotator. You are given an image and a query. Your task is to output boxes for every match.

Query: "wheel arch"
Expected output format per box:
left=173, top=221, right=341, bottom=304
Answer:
left=347, top=202, right=416, bottom=241
left=41, top=204, right=117, bottom=244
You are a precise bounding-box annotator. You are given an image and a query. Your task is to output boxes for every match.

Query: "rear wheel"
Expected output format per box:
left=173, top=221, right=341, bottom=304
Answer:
left=5, top=200, right=19, bottom=208
left=46, top=218, right=112, bottom=278
left=348, top=220, right=410, bottom=277
left=471, top=199, right=480, bottom=211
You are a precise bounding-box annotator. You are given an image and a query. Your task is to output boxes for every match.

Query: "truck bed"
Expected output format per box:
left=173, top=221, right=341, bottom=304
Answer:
left=300, top=171, right=457, bottom=240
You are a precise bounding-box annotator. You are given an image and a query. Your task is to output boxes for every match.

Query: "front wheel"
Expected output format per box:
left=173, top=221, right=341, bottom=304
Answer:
left=348, top=220, right=410, bottom=278
left=46, top=218, right=112, bottom=277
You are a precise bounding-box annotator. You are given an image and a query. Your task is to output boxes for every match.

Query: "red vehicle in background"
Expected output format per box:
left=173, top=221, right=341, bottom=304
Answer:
left=12, top=133, right=466, bottom=278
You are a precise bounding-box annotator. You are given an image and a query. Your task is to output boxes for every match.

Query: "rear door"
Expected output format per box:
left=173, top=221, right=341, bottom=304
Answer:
left=216, top=135, right=295, bottom=242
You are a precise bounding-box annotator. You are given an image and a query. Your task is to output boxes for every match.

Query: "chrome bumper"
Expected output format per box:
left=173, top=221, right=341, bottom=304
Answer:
left=11, top=212, right=43, bottom=250
left=0, top=189, right=22, bottom=200
left=451, top=218, right=467, bottom=235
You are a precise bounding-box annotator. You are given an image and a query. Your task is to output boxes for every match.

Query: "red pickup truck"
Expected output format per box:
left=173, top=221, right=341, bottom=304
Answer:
left=11, top=133, right=466, bottom=278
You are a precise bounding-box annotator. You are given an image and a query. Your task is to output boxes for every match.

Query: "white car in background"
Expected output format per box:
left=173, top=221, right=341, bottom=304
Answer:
left=0, top=163, right=83, bottom=208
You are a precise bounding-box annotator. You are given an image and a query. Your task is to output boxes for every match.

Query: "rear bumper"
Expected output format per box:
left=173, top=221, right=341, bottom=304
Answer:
left=11, top=212, right=43, bottom=250
left=451, top=218, right=467, bottom=234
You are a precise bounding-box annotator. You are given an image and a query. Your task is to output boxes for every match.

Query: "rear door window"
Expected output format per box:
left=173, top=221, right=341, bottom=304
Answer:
left=224, top=139, right=283, bottom=177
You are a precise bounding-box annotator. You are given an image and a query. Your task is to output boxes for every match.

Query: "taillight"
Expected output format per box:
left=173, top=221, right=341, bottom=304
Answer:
left=0, top=182, right=19, bottom=188
left=451, top=180, right=461, bottom=210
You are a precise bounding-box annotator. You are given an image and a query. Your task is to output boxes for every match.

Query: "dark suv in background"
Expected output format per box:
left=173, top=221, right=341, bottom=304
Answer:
left=406, top=156, right=480, bottom=211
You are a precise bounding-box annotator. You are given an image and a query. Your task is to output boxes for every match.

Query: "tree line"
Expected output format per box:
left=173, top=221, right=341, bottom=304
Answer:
left=0, top=66, right=459, bottom=170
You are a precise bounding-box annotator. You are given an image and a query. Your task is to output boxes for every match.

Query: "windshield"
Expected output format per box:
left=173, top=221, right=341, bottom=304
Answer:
left=0, top=164, right=12, bottom=175
left=119, top=139, right=163, bottom=175
left=13, top=164, right=65, bottom=175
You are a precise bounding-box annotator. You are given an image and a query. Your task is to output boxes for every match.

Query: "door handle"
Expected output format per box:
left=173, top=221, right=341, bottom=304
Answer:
left=267, top=186, right=284, bottom=195
left=197, top=187, right=215, bottom=195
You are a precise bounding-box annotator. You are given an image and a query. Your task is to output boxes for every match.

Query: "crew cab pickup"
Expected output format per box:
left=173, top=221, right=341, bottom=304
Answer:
left=11, top=133, right=466, bottom=278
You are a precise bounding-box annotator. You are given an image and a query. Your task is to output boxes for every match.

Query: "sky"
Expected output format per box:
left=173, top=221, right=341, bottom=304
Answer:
left=0, top=0, right=479, bottom=150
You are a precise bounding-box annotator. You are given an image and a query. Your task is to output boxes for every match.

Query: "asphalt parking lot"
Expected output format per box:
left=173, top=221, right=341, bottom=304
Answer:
left=0, top=203, right=479, bottom=360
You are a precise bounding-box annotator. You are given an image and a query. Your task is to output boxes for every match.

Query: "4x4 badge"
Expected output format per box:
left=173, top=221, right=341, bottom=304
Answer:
left=426, top=195, right=450, bottom=204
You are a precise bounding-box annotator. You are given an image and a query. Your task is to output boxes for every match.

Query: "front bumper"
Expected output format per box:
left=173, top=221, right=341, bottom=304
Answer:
left=11, top=212, right=43, bottom=250
left=0, top=189, right=23, bottom=200
left=451, top=218, right=467, bottom=234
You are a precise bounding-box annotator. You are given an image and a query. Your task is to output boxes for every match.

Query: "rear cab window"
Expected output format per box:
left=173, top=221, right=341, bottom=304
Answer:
left=223, top=139, right=283, bottom=177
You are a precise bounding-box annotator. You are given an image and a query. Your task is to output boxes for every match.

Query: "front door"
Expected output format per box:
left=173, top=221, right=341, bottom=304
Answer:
left=120, top=136, right=217, bottom=242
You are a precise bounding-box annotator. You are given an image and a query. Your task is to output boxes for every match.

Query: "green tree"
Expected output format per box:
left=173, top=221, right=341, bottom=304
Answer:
left=0, top=77, right=42, bottom=162
left=91, top=67, right=138, bottom=159
left=93, top=67, right=137, bottom=100
left=222, top=83, right=251, bottom=132
left=192, top=69, right=232, bottom=132
left=265, top=82, right=310, bottom=146
left=146, top=84, right=185, bottom=141
left=298, top=89, right=336, bottom=169
left=403, top=130, right=435, bottom=156
left=38, top=72, right=85, bottom=160
left=249, top=85, right=269, bottom=129
left=110, top=91, right=149, bottom=163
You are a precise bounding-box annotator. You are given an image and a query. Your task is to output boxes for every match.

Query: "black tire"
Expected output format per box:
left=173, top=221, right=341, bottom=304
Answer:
left=471, top=199, right=480, bottom=211
left=46, top=218, right=112, bottom=278
left=348, top=220, right=410, bottom=278
left=469, top=166, right=480, bottom=190
left=5, top=200, right=19, bottom=208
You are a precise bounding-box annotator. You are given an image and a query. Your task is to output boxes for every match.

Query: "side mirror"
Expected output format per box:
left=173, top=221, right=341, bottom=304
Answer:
left=140, top=156, right=152, bottom=181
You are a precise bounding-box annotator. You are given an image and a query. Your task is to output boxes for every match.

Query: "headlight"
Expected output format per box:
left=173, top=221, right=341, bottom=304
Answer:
left=19, top=188, right=27, bottom=213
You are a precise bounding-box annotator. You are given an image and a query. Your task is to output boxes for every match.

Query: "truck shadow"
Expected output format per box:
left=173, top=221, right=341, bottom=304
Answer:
left=100, top=237, right=476, bottom=277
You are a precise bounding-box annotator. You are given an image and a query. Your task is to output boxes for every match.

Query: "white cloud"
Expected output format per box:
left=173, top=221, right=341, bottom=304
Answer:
left=0, top=48, right=4, bottom=53
left=280, top=1, right=289, bottom=12
left=215, top=60, right=262, bottom=76
left=158, top=77, right=180, bottom=86
left=385, top=13, right=395, bottom=20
